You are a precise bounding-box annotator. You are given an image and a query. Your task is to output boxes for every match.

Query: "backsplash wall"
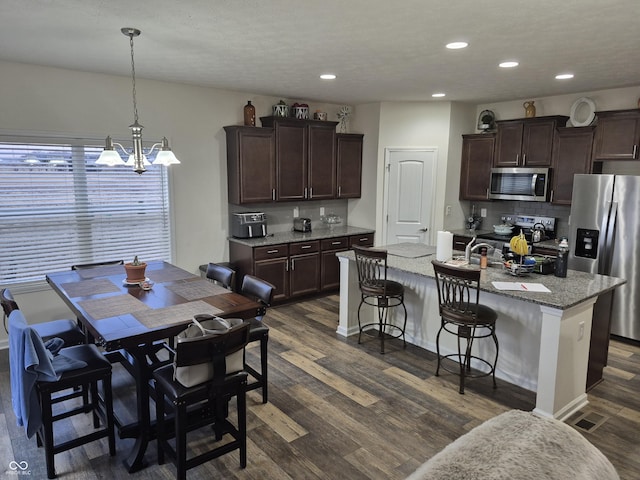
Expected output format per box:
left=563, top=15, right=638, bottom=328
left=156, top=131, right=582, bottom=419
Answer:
left=230, top=199, right=349, bottom=234
left=461, top=200, right=571, bottom=239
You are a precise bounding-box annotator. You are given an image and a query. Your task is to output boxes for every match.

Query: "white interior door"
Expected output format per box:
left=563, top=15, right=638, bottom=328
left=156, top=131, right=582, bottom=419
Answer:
left=384, top=148, right=437, bottom=245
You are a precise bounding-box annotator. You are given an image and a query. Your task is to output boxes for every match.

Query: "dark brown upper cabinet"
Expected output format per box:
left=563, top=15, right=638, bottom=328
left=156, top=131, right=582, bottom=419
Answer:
left=225, top=125, right=275, bottom=205
left=494, top=116, right=568, bottom=167
left=460, top=133, right=494, bottom=201
left=336, top=133, right=364, bottom=198
left=550, top=126, right=594, bottom=205
left=592, top=109, right=640, bottom=161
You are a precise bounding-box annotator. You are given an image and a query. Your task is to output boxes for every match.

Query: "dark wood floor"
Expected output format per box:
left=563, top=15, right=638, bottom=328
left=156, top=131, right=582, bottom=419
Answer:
left=1, top=294, right=639, bottom=479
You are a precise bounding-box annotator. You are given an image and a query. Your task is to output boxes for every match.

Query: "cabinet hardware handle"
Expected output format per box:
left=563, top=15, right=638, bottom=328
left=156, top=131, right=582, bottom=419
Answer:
left=267, top=249, right=279, bottom=254
left=332, top=241, right=341, bottom=245
left=291, top=259, right=295, bottom=270
left=634, top=145, right=638, bottom=159
left=486, top=188, right=489, bottom=199
left=304, top=187, right=308, bottom=199
left=309, top=187, right=313, bottom=198
left=285, top=259, right=289, bottom=271
left=550, top=190, right=554, bottom=202
left=522, top=153, right=526, bottom=165
left=301, top=245, right=311, bottom=249
left=515, top=153, right=519, bottom=164
left=338, top=186, right=341, bottom=197
left=359, top=237, right=368, bottom=242
left=272, top=189, right=276, bottom=201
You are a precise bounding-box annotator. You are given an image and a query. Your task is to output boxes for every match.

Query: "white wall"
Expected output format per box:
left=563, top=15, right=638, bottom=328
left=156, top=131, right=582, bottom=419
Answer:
left=374, top=101, right=454, bottom=245
left=0, top=60, right=347, bottom=330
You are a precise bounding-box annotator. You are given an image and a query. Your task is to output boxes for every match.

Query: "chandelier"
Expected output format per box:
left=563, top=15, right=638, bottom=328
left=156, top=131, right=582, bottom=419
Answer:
left=96, top=28, right=180, bottom=174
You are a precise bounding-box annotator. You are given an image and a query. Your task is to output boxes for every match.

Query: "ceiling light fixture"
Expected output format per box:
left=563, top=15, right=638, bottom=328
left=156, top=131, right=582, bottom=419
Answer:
left=499, top=61, right=519, bottom=68
left=432, top=93, right=446, bottom=98
left=320, top=73, right=336, bottom=80
left=555, top=73, right=574, bottom=80
left=96, top=28, right=180, bottom=174
left=446, top=42, right=468, bottom=49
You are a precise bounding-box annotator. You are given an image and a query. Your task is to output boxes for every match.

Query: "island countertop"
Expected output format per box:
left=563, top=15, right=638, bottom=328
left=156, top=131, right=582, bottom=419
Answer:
left=229, top=225, right=375, bottom=247
left=337, top=243, right=626, bottom=311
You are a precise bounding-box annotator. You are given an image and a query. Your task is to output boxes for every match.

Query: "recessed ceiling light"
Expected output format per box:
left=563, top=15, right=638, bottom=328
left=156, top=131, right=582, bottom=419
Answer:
left=446, top=42, right=468, bottom=49
left=555, top=73, right=574, bottom=80
left=320, top=73, right=336, bottom=80
left=499, top=61, right=519, bottom=68
left=432, top=93, right=446, bottom=98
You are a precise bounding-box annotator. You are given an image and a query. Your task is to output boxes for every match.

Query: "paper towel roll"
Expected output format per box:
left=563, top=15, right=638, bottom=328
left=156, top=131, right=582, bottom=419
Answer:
left=436, top=231, right=453, bottom=261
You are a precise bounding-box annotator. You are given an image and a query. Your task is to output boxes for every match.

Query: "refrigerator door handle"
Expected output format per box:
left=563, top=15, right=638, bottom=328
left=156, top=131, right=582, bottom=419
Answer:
left=602, top=201, right=618, bottom=275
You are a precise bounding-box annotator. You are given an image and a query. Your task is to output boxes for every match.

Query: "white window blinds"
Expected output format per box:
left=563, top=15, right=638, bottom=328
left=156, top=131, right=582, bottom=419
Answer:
left=0, top=135, right=172, bottom=284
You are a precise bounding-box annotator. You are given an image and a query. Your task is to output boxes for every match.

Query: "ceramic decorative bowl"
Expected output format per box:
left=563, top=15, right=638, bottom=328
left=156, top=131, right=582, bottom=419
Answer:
left=493, top=224, right=514, bottom=235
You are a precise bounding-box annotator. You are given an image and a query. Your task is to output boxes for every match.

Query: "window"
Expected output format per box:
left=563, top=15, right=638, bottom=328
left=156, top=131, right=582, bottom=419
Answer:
left=0, top=134, right=172, bottom=284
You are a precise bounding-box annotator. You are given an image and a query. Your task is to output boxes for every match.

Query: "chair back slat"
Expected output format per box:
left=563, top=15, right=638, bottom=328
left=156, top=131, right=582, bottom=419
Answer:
left=353, top=246, right=389, bottom=296
left=432, top=261, right=481, bottom=324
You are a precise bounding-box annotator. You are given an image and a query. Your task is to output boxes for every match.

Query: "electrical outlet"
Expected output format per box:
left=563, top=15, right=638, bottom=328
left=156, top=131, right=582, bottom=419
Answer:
left=481, top=208, right=487, bottom=218
left=293, top=206, right=299, bottom=218
left=578, top=321, right=585, bottom=340
left=320, top=206, right=325, bottom=216
left=445, top=205, right=451, bottom=216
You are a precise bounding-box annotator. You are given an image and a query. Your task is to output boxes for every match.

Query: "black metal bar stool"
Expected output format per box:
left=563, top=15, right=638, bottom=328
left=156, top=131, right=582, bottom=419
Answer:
left=353, top=246, right=407, bottom=354
left=431, top=260, right=499, bottom=394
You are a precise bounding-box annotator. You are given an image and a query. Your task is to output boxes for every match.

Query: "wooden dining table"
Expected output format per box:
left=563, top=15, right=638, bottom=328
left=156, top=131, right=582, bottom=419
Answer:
left=46, top=260, right=263, bottom=473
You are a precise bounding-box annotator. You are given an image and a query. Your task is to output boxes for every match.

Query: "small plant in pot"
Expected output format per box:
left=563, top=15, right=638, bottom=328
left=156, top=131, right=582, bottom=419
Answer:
left=124, top=256, right=147, bottom=283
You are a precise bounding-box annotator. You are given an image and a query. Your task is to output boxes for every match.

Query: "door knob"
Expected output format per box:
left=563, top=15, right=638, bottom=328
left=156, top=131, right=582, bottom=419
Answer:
left=419, top=227, right=428, bottom=232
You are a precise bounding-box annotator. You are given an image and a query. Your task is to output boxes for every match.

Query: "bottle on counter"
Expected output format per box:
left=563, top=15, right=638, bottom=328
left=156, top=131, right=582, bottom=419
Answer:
left=554, top=237, right=569, bottom=278
left=480, top=247, right=488, bottom=269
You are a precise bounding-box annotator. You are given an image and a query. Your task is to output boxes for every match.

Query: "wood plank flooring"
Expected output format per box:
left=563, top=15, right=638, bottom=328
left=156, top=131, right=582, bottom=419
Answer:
left=1, top=293, right=639, bottom=479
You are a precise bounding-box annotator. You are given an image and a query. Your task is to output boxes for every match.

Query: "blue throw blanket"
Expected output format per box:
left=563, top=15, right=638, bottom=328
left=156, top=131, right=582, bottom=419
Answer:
left=8, top=310, right=87, bottom=438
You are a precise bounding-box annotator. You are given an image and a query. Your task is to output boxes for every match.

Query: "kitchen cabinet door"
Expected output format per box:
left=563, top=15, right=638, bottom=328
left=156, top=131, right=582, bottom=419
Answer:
left=550, top=126, right=594, bottom=205
left=592, top=109, right=640, bottom=161
left=308, top=124, right=336, bottom=199
left=289, top=253, right=320, bottom=297
left=460, top=133, right=494, bottom=200
left=224, top=126, right=275, bottom=204
left=274, top=122, right=307, bottom=201
left=336, top=134, right=364, bottom=198
left=494, top=116, right=568, bottom=167
left=320, top=237, right=350, bottom=291
left=254, top=258, right=289, bottom=303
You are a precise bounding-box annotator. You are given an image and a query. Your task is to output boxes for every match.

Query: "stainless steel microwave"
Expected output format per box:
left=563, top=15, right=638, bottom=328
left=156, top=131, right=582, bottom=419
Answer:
left=488, top=167, right=550, bottom=202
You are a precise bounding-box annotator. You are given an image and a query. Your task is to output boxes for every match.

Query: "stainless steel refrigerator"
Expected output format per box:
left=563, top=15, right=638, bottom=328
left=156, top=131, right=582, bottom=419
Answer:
left=569, top=174, right=640, bottom=341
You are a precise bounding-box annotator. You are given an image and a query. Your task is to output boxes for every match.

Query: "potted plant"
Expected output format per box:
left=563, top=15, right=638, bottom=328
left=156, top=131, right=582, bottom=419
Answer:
left=124, top=256, right=147, bottom=283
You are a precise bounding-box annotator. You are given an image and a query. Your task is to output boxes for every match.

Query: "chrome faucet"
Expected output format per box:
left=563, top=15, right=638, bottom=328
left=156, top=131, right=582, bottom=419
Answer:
left=464, top=236, right=494, bottom=262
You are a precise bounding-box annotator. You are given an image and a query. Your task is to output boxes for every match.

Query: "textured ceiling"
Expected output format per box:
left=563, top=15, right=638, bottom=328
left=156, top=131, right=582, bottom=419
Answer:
left=1, top=0, right=638, bottom=105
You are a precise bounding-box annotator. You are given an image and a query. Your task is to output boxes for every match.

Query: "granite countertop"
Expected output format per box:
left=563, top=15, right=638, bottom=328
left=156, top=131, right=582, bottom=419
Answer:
left=228, top=225, right=375, bottom=247
left=337, top=243, right=626, bottom=310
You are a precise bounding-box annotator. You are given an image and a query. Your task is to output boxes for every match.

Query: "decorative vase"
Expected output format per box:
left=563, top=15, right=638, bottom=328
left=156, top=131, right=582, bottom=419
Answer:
left=523, top=101, right=536, bottom=118
left=292, top=106, right=309, bottom=119
left=243, top=101, right=255, bottom=126
left=124, top=262, right=147, bottom=283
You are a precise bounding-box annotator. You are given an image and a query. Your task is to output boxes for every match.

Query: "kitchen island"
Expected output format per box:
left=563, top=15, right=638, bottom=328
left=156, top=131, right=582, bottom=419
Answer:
left=336, top=243, right=625, bottom=420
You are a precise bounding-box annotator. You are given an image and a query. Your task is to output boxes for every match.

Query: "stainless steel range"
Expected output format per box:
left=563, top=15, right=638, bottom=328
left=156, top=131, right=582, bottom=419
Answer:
left=478, top=214, right=557, bottom=245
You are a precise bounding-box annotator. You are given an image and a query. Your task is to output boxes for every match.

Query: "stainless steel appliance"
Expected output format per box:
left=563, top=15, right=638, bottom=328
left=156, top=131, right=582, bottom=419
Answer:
left=488, top=167, right=550, bottom=202
left=231, top=212, right=267, bottom=238
left=293, top=217, right=311, bottom=233
left=569, top=174, right=640, bottom=341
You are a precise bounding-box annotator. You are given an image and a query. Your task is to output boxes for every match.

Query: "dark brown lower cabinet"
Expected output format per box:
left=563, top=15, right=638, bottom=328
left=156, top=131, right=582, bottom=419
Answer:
left=289, top=241, right=320, bottom=298
left=320, top=237, right=350, bottom=291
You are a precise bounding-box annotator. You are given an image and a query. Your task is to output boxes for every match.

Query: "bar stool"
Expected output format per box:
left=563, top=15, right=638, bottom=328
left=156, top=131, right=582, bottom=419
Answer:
left=353, top=246, right=407, bottom=354
left=431, top=260, right=499, bottom=394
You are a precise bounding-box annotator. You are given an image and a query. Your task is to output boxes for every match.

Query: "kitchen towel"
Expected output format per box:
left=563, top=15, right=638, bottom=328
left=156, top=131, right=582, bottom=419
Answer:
left=436, top=231, right=453, bottom=261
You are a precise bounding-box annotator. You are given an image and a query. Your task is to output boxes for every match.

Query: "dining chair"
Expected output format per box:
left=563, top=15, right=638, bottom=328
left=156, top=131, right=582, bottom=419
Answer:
left=205, top=262, right=236, bottom=291
left=352, top=245, right=407, bottom=354
left=240, top=275, right=275, bottom=403
left=431, top=260, right=499, bottom=394
left=8, top=309, right=115, bottom=479
left=153, top=320, right=250, bottom=480
left=1, top=288, right=85, bottom=346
